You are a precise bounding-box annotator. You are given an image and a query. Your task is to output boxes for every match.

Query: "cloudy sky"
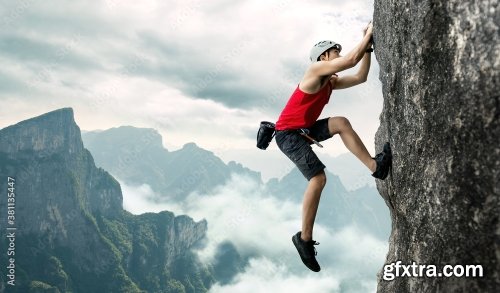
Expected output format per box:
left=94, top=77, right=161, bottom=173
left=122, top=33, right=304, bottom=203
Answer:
left=0, top=0, right=383, bottom=181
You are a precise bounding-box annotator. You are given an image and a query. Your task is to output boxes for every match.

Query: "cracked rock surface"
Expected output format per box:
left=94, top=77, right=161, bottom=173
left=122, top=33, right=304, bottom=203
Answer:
left=373, top=0, right=499, bottom=291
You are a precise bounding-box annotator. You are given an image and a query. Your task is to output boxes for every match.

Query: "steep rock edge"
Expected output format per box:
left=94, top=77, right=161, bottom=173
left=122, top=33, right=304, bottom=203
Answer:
left=0, top=108, right=212, bottom=293
left=373, top=0, right=499, bottom=292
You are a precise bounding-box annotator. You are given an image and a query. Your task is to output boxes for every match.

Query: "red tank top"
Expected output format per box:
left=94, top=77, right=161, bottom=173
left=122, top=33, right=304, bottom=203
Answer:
left=275, top=81, right=333, bottom=130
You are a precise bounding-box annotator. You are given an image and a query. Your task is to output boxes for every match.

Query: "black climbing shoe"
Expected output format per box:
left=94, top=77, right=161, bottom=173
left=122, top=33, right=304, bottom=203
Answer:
left=292, top=231, right=321, bottom=272
left=372, top=142, right=392, bottom=180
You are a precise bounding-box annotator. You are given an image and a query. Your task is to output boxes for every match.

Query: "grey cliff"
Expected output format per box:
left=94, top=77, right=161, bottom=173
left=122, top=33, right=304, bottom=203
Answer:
left=373, top=0, right=499, bottom=291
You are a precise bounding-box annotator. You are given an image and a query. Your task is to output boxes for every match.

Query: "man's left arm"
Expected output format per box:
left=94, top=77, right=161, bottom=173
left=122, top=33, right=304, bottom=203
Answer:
left=332, top=51, right=371, bottom=90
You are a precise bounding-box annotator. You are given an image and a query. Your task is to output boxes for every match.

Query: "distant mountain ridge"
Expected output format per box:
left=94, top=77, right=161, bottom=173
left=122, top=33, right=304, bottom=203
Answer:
left=83, top=126, right=261, bottom=201
left=84, top=125, right=390, bottom=241
left=0, top=108, right=216, bottom=292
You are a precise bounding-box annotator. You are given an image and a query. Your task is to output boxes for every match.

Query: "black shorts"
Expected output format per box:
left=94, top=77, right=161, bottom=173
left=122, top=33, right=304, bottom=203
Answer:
left=275, top=118, right=333, bottom=180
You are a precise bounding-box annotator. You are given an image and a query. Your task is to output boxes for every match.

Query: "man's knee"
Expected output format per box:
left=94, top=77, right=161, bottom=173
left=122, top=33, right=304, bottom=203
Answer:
left=328, top=116, right=352, bottom=135
left=311, top=170, right=327, bottom=188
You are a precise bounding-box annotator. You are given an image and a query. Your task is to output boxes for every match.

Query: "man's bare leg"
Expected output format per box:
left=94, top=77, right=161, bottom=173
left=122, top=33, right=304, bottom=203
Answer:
left=301, top=170, right=327, bottom=241
left=328, top=116, right=377, bottom=173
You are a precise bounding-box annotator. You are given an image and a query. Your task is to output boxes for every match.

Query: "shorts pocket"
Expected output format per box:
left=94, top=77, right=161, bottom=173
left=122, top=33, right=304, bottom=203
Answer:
left=285, top=142, right=309, bottom=163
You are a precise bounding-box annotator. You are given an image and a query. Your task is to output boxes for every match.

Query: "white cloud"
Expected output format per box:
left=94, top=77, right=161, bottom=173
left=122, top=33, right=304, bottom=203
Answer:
left=209, top=257, right=340, bottom=293
left=120, top=179, right=184, bottom=214
left=119, top=173, right=387, bottom=292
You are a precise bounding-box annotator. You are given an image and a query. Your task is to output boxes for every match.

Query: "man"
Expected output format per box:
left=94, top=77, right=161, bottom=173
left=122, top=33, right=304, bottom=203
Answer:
left=274, top=22, right=392, bottom=272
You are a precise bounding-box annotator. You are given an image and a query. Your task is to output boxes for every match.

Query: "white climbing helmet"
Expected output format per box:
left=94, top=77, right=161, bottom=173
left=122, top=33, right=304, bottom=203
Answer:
left=309, top=40, right=342, bottom=62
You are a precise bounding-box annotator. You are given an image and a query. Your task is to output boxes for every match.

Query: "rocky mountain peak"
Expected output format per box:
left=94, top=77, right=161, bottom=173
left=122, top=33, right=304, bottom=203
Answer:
left=0, top=109, right=213, bottom=292
left=0, top=107, right=83, bottom=157
left=83, top=125, right=165, bottom=153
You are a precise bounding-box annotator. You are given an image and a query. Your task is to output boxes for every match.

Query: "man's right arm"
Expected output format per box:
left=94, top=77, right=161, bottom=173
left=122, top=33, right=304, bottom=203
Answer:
left=312, top=24, right=373, bottom=77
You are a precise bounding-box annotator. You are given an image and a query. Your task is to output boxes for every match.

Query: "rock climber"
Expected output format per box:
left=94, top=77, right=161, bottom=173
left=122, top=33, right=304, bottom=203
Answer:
left=274, top=22, right=392, bottom=272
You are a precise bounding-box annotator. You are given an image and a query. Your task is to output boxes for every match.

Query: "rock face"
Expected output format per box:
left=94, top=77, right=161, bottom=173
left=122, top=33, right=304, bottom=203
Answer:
left=373, top=0, right=499, bottom=292
left=0, top=108, right=212, bottom=292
